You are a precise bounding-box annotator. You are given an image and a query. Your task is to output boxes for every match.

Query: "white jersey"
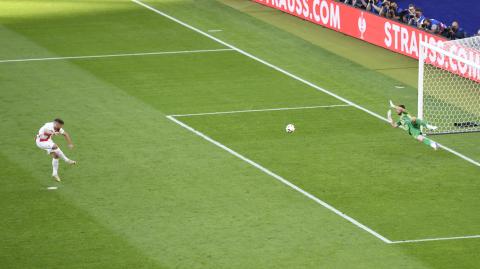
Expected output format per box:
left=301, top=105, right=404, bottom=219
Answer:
left=37, top=122, right=65, bottom=142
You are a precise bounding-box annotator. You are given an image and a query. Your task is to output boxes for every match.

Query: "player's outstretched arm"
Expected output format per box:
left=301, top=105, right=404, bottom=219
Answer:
left=63, top=132, right=74, bottom=149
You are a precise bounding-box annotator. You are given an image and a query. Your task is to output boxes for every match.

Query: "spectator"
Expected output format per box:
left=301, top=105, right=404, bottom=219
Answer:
left=399, top=4, right=416, bottom=24
left=344, top=0, right=368, bottom=9
left=344, top=0, right=367, bottom=9
left=420, top=19, right=446, bottom=35
left=378, top=0, right=391, bottom=17
left=409, top=8, right=425, bottom=28
left=338, top=0, right=472, bottom=39
left=367, top=0, right=383, bottom=14
left=442, top=21, right=468, bottom=40
left=384, top=2, right=402, bottom=20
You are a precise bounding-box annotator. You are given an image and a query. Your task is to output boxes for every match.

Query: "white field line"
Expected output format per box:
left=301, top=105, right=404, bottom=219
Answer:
left=166, top=115, right=393, bottom=244
left=391, top=234, right=480, bottom=244
left=0, top=48, right=234, bottom=64
left=131, top=0, right=480, bottom=169
left=169, top=104, right=351, bottom=117
left=135, top=0, right=480, bottom=243
left=170, top=110, right=480, bottom=244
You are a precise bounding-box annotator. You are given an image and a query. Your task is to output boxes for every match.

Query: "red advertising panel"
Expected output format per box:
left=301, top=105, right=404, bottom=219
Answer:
left=424, top=42, right=480, bottom=82
left=253, top=0, right=480, bottom=81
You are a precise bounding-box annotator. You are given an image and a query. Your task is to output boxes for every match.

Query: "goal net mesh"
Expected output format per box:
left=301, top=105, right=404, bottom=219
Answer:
left=420, top=36, right=480, bottom=135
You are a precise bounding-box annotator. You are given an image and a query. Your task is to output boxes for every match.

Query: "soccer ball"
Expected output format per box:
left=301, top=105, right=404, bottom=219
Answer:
left=285, top=124, right=295, bottom=133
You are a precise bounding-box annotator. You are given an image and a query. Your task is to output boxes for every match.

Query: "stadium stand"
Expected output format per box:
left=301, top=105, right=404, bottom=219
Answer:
left=342, top=0, right=479, bottom=39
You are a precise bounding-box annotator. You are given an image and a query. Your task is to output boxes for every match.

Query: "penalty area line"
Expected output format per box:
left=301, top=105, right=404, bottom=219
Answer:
left=169, top=104, right=351, bottom=117
left=0, top=48, right=234, bottom=64
left=391, top=234, right=480, bottom=244
left=167, top=114, right=480, bottom=244
left=166, top=115, right=393, bottom=244
left=131, top=0, right=480, bottom=169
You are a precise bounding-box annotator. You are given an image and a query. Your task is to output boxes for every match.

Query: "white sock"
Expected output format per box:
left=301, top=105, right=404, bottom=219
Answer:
left=426, top=124, right=438, bottom=130
left=54, top=148, right=70, bottom=162
left=52, top=158, right=59, bottom=176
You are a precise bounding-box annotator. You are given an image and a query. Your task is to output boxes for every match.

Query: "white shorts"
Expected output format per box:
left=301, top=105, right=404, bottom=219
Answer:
left=36, top=138, right=56, bottom=154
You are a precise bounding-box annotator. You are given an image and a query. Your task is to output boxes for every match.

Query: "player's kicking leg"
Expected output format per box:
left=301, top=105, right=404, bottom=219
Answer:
left=50, top=144, right=76, bottom=182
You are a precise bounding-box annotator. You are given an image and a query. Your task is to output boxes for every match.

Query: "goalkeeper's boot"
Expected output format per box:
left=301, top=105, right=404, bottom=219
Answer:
left=426, top=124, right=438, bottom=130
left=430, top=142, right=439, bottom=150
left=67, top=160, right=76, bottom=165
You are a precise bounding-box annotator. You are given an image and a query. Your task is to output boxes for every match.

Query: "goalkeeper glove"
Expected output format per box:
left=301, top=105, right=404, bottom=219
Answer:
left=389, top=100, right=396, bottom=109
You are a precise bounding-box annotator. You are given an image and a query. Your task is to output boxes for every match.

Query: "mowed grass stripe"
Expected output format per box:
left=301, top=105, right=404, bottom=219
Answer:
left=178, top=107, right=480, bottom=241
left=2, top=0, right=479, bottom=268
left=167, top=114, right=393, bottom=243
left=0, top=56, right=405, bottom=269
left=131, top=0, right=480, bottom=168
left=0, top=5, right=404, bottom=268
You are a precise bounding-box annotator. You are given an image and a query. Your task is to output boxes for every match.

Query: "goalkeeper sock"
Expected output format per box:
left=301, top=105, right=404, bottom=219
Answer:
left=423, top=137, right=432, bottom=146
left=422, top=137, right=432, bottom=146
left=422, top=137, right=438, bottom=149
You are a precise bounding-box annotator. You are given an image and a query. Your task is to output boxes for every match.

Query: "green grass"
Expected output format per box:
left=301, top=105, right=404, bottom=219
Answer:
left=179, top=107, right=480, bottom=240
left=0, top=0, right=479, bottom=268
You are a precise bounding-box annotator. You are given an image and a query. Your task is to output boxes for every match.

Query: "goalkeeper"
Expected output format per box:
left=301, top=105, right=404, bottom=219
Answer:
left=387, top=101, right=438, bottom=150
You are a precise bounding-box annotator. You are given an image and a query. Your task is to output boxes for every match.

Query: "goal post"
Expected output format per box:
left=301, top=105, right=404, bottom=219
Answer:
left=418, top=36, right=480, bottom=135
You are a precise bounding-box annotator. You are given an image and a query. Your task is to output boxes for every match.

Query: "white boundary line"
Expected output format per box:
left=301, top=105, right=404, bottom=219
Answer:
left=0, top=48, right=234, bottom=63
left=134, top=0, right=480, bottom=243
left=391, top=234, right=480, bottom=244
left=166, top=115, right=393, bottom=244
left=169, top=104, right=351, bottom=117
left=168, top=110, right=480, bottom=244
left=131, top=0, right=480, bottom=168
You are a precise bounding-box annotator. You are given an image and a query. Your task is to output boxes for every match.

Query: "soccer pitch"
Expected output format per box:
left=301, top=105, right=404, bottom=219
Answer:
left=1, top=0, right=479, bottom=268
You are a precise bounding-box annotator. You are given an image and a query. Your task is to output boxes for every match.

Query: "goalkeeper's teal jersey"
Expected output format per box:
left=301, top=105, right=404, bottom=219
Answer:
left=396, top=111, right=422, bottom=136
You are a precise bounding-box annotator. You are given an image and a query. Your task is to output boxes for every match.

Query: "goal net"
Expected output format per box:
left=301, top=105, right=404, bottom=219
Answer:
left=418, top=36, right=480, bottom=135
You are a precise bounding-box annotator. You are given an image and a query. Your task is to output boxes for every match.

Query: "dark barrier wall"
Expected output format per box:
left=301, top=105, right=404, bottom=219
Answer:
left=396, top=0, right=479, bottom=35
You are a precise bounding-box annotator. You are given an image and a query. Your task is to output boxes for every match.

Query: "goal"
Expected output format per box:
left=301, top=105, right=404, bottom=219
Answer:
left=418, top=36, right=480, bottom=135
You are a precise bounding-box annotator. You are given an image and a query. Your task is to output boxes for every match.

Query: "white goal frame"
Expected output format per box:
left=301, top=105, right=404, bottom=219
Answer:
left=418, top=41, right=480, bottom=134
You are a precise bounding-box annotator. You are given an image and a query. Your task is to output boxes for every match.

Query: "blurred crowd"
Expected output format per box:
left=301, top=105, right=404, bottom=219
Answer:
left=339, top=0, right=479, bottom=39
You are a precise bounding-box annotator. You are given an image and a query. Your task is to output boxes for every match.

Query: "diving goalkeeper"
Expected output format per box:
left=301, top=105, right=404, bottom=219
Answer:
left=387, top=101, right=439, bottom=150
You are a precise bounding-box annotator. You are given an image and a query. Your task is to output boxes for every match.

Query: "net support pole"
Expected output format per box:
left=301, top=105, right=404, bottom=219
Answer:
left=418, top=42, right=425, bottom=119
